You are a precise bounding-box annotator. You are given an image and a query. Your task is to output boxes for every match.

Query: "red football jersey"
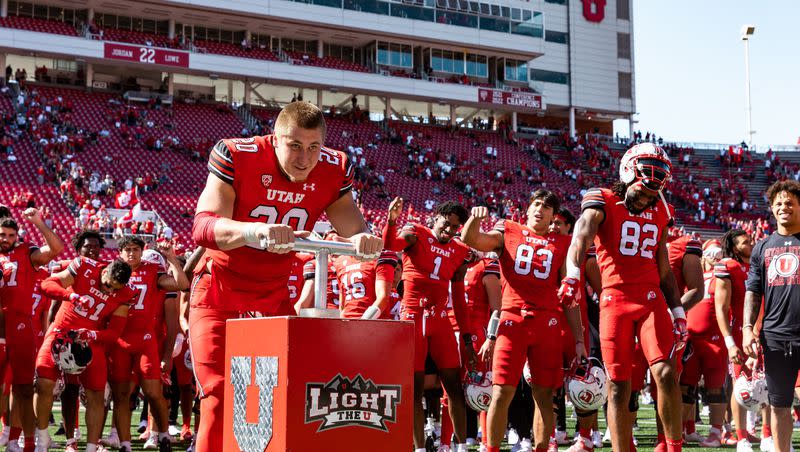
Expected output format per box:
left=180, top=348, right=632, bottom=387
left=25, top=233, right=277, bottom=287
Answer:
left=0, top=243, right=39, bottom=315
left=125, top=262, right=165, bottom=333
left=335, top=250, right=399, bottom=319
left=449, top=258, right=500, bottom=329
left=712, top=258, right=750, bottom=327
left=303, top=258, right=340, bottom=309
left=687, top=270, right=720, bottom=338
left=31, top=266, right=51, bottom=334
left=667, top=235, right=703, bottom=292
left=51, top=258, right=135, bottom=330
left=204, top=135, right=354, bottom=312
left=287, top=253, right=313, bottom=304
left=581, top=188, right=673, bottom=291
left=400, top=223, right=470, bottom=311
left=494, top=220, right=569, bottom=312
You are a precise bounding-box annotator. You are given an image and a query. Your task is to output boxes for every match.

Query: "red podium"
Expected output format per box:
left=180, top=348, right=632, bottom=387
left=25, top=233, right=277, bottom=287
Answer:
left=223, top=316, right=414, bottom=451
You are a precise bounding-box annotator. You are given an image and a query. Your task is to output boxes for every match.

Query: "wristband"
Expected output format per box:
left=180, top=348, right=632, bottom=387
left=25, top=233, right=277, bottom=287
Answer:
left=724, top=335, right=736, bottom=348
left=565, top=258, right=581, bottom=280
left=361, top=305, right=381, bottom=320
left=242, top=222, right=260, bottom=244
left=670, top=306, right=686, bottom=320
left=486, top=315, right=500, bottom=340
left=742, top=324, right=754, bottom=330
left=0, top=338, right=6, bottom=345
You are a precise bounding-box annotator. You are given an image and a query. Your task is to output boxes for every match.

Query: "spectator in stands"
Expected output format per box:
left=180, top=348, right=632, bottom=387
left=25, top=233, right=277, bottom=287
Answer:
left=4, top=65, right=11, bottom=84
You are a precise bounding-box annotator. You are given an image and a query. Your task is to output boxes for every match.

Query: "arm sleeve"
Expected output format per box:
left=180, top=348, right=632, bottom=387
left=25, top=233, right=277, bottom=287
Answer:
left=375, top=251, right=399, bottom=282
left=94, top=314, right=127, bottom=345
left=67, top=257, right=83, bottom=277
left=745, top=241, right=765, bottom=295
left=484, top=259, right=501, bottom=277
left=339, top=153, right=354, bottom=198
left=303, top=260, right=316, bottom=281
left=580, top=188, right=605, bottom=212
left=714, top=260, right=732, bottom=279
left=207, top=140, right=234, bottom=185
left=41, top=276, right=72, bottom=301
left=685, top=239, right=703, bottom=257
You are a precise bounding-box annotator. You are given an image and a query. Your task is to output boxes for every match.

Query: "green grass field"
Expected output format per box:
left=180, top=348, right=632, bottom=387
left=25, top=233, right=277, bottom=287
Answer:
left=37, top=400, right=800, bottom=451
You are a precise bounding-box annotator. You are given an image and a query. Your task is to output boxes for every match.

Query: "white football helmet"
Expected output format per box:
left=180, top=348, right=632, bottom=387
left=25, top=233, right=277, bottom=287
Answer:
left=51, top=330, right=93, bottom=375
left=142, top=249, right=167, bottom=271
left=734, top=371, right=768, bottom=412
left=523, top=361, right=532, bottom=386
left=619, top=143, right=672, bottom=192
left=464, top=371, right=493, bottom=412
left=566, top=357, right=608, bottom=411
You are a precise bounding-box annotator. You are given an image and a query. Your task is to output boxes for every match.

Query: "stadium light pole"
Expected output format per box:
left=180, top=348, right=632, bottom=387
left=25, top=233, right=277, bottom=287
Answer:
left=741, top=25, right=755, bottom=147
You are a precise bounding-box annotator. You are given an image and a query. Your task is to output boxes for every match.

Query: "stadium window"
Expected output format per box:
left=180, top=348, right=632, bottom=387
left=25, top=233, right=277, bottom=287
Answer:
left=544, top=0, right=566, bottom=4
left=480, top=3, right=489, bottom=15
left=617, top=32, right=631, bottom=59
left=32, top=4, right=46, bottom=20
left=619, top=72, right=632, bottom=98
left=118, top=15, right=132, bottom=31
left=220, top=29, right=233, bottom=43
left=155, top=20, right=169, bottom=35
left=522, top=10, right=531, bottom=21
left=16, top=2, right=32, bottom=18
left=206, top=28, right=220, bottom=42
left=465, top=53, right=488, bottom=77
left=511, top=8, right=520, bottom=20
left=469, top=2, right=479, bottom=12
left=504, top=59, right=528, bottom=82
left=617, top=0, right=630, bottom=20
left=501, top=6, right=510, bottom=18
left=530, top=68, right=569, bottom=85
left=490, top=4, right=500, bottom=16
left=132, top=17, right=143, bottom=32
left=545, top=29, right=568, bottom=44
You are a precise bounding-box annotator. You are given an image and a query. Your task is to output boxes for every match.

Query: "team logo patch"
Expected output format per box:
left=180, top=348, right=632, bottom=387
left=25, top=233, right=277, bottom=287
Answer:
left=579, top=389, right=596, bottom=405
left=261, top=174, right=272, bottom=188
left=548, top=317, right=558, bottom=327
left=303, top=183, right=316, bottom=191
left=773, top=253, right=799, bottom=278
left=647, top=291, right=656, bottom=301
left=305, top=374, right=401, bottom=432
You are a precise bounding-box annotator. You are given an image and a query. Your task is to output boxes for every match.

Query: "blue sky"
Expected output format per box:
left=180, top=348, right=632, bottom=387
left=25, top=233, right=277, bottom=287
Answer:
left=618, top=1, right=800, bottom=148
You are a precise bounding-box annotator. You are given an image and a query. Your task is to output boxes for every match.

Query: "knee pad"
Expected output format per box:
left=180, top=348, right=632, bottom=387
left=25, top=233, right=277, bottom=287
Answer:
left=628, top=391, right=640, bottom=413
left=681, top=385, right=697, bottom=404
left=704, top=389, right=726, bottom=404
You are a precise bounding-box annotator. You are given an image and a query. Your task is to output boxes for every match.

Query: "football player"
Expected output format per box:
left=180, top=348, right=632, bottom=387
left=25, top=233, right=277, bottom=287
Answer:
left=0, top=210, right=63, bottom=452
left=334, top=248, right=399, bottom=319
left=714, top=228, right=769, bottom=452
left=37, top=258, right=135, bottom=452
left=190, top=101, right=382, bottom=452
left=461, top=190, right=585, bottom=452
left=383, top=197, right=475, bottom=452
left=561, top=143, right=685, bottom=452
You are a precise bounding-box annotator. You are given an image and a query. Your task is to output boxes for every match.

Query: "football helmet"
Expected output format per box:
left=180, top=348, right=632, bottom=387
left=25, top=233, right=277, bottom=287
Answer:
left=141, top=249, right=167, bottom=271
left=523, top=361, right=532, bottom=386
left=565, top=357, right=609, bottom=411
left=51, top=330, right=93, bottom=375
left=619, top=143, right=672, bottom=192
left=733, top=369, right=767, bottom=412
left=464, top=371, right=493, bottom=412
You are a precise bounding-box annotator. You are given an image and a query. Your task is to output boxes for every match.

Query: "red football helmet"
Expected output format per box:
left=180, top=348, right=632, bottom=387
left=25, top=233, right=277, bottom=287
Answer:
left=619, top=143, right=672, bottom=192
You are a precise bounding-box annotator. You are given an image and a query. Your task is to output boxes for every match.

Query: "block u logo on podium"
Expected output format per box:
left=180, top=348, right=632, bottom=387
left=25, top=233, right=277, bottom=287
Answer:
left=229, top=356, right=279, bottom=452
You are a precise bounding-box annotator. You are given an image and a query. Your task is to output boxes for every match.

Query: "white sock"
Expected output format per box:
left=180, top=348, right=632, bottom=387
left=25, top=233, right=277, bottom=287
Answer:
left=415, top=449, right=427, bottom=452
left=158, top=431, right=170, bottom=440
left=109, top=427, right=117, bottom=435
left=36, top=428, right=49, bottom=440
left=85, top=444, right=98, bottom=452
left=121, top=440, right=131, bottom=448
left=455, top=444, right=468, bottom=452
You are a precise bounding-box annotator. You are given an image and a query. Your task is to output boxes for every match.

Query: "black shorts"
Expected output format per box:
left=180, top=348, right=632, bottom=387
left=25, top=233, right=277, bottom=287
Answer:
left=764, top=344, right=800, bottom=408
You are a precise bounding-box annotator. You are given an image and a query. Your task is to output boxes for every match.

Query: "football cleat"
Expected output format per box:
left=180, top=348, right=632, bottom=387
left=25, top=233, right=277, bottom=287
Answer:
left=760, top=436, right=773, bottom=452
left=143, top=434, right=158, bottom=449
left=738, top=439, right=755, bottom=452
left=684, top=431, right=704, bottom=443
left=700, top=432, right=722, bottom=448
left=158, top=436, right=172, bottom=452
left=566, top=436, right=594, bottom=452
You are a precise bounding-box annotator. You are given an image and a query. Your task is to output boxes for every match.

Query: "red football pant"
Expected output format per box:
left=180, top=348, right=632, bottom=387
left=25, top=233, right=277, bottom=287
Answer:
left=5, top=312, right=35, bottom=385
left=680, top=335, right=727, bottom=388
left=402, top=308, right=461, bottom=373
left=492, top=311, right=563, bottom=388
left=108, top=331, right=162, bottom=383
left=599, top=288, right=674, bottom=381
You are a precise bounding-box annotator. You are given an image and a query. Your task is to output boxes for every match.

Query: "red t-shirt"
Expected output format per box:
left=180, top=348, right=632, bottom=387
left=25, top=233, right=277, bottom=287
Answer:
left=399, top=223, right=470, bottom=311
left=494, top=220, right=569, bottom=313
left=581, top=187, right=673, bottom=291
left=0, top=242, right=39, bottom=315
left=203, top=135, right=353, bottom=312
left=52, top=258, right=135, bottom=331
left=335, top=250, right=399, bottom=319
